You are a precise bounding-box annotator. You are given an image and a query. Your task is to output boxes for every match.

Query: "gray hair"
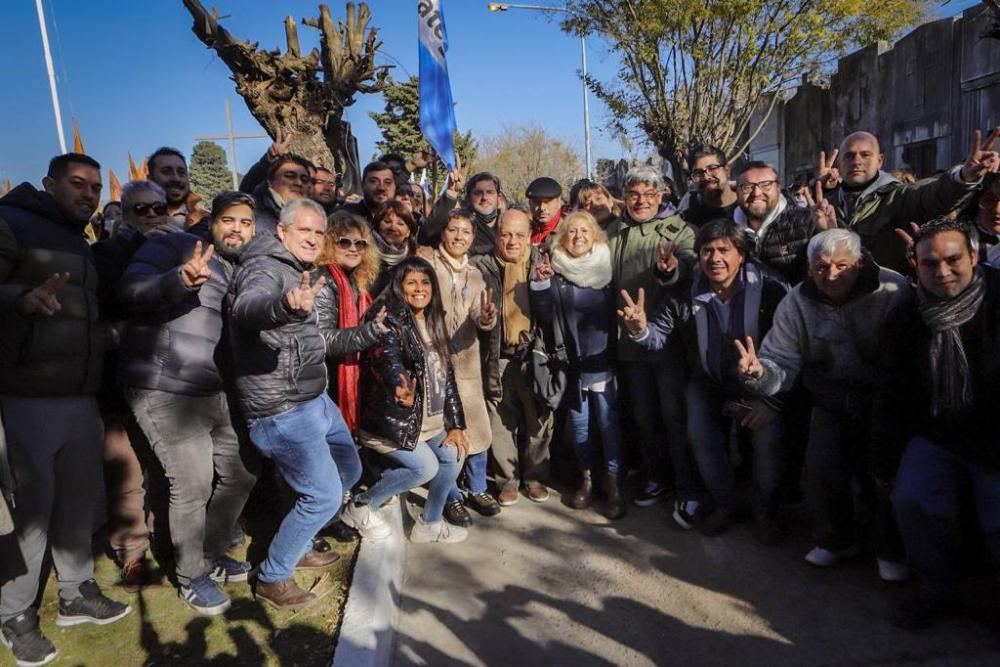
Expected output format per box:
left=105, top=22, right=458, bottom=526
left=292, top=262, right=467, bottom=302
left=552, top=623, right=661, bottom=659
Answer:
left=622, top=165, right=664, bottom=192
left=807, top=229, right=862, bottom=263
left=279, top=198, right=327, bottom=228
left=121, top=180, right=165, bottom=209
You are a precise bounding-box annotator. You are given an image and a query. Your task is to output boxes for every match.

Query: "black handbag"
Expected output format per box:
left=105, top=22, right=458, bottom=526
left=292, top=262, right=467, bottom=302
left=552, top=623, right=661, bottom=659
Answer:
left=530, top=282, right=569, bottom=410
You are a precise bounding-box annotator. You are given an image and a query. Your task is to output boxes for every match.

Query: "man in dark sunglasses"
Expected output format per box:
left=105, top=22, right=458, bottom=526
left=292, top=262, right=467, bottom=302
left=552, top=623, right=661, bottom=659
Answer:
left=120, top=182, right=171, bottom=238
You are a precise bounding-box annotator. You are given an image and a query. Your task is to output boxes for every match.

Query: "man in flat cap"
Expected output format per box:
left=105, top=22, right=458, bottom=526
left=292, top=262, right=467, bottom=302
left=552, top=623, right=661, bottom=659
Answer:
left=526, top=177, right=564, bottom=249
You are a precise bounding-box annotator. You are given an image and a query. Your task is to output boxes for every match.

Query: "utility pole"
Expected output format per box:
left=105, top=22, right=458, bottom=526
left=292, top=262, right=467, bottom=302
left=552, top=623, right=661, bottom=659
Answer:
left=35, top=0, right=66, bottom=154
left=194, top=99, right=267, bottom=189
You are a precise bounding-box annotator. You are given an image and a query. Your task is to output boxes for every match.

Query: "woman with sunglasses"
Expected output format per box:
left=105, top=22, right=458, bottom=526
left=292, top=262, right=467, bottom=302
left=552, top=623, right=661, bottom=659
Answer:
left=315, top=211, right=387, bottom=435
left=416, top=210, right=500, bottom=527
left=343, top=257, right=469, bottom=544
left=371, top=199, right=418, bottom=297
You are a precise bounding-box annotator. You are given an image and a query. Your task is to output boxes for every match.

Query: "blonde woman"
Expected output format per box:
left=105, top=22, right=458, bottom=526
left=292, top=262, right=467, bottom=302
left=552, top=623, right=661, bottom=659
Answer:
left=417, top=209, right=500, bottom=526
left=531, top=210, right=625, bottom=519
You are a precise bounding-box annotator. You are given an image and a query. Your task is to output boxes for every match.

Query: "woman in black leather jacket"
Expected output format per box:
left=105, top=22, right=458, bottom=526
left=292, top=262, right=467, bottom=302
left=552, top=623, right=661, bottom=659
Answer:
left=340, top=256, right=471, bottom=544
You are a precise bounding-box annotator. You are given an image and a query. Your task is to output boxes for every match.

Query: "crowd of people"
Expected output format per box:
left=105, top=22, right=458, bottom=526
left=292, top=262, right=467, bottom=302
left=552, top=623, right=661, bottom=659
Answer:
left=0, top=124, right=998, bottom=666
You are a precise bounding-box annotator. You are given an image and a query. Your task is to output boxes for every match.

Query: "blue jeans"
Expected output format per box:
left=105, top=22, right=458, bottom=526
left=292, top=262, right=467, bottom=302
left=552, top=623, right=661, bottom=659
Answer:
left=686, top=380, right=784, bottom=516
left=447, top=451, right=489, bottom=502
left=892, top=436, right=1000, bottom=597
left=621, top=360, right=701, bottom=498
left=247, top=394, right=361, bottom=583
left=565, top=382, right=624, bottom=474
left=356, top=432, right=462, bottom=523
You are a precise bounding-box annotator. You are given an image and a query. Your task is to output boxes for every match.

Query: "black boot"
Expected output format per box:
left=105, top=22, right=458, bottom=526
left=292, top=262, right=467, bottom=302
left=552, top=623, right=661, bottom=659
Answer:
left=570, top=469, right=593, bottom=509
left=603, top=472, right=626, bottom=519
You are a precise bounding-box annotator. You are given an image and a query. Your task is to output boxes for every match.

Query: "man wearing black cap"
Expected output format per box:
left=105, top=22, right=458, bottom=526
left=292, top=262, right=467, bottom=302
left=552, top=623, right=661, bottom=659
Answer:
left=526, top=177, right=563, bottom=249
left=420, top=170, right=503, bottom=256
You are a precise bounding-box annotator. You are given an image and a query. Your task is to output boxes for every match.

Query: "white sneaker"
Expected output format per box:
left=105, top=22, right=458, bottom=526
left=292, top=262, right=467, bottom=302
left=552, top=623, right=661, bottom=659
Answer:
left=410, top=517, right=468, bottom=544
left=804, top=544, right=860, bottom=567
left=340, top=501, right=392, bottom=540
left=877, top=558, right=911, bottom=583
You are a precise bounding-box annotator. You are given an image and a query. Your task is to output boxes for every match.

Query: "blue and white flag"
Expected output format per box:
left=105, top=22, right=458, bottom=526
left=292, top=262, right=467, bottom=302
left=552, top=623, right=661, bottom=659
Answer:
left=418, top=0, right=458, bottom=171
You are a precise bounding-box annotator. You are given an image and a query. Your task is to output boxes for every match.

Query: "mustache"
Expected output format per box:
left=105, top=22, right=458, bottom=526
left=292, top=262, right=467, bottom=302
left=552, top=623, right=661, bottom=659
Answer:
left=165, top=181, right=185, bottom=190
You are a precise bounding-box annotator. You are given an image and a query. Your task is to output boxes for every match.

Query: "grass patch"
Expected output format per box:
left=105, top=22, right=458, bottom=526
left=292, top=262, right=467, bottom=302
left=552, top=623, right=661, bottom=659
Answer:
left=22, top=531, right=358, bottom=666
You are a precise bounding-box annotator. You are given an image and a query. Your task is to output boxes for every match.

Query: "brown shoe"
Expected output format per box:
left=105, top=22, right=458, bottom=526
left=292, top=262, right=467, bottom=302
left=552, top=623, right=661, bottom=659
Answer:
left=296, top=548, right=341, bottom=571
left=569, top=470, right=593, bottom=509
left=497, top=482, right=519, bottom=507
left=120, top=557, right=158, bottom=593
left=525, top=482, right=550, bottom=503
left=254, top=579, right=317, bottom=611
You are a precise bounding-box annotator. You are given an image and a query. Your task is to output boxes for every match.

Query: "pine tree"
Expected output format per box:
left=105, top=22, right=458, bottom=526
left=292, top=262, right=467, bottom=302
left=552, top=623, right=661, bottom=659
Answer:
left=189, top=141, right=234, bottom=202
left=368, top=75, right=476, bottom=193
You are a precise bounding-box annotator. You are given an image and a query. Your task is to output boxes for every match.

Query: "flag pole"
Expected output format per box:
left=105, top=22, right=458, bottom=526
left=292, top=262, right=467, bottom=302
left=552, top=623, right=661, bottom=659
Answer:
left=35, top=0, right=67, bottom=154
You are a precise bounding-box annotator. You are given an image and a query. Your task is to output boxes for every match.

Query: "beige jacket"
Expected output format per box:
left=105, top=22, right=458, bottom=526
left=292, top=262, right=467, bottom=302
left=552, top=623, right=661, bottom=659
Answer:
left=418, top=246, right=496, bottom=454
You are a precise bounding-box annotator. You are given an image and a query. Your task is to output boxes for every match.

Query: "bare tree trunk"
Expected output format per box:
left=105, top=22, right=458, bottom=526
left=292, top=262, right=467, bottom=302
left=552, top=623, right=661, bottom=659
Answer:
left=182, top=1, right=387, bottom=190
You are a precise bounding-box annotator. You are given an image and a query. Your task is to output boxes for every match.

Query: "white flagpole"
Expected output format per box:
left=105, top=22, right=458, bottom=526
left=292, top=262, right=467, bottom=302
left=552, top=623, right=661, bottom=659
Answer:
left=35, top=0, right=67, bottom=154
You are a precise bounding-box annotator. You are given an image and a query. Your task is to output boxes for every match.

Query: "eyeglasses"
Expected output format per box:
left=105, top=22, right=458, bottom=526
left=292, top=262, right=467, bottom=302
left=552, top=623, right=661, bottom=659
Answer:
left=691, top=163, right=725, bottom=180
left=281, top=171, right=311, bottom=183
left=624, top=190, right=660, bottom=202
left=737, top=180, right=778, bottom=195
left=335, top=237, right=368, bottom=250
left=131, top=202, right=168, bottom=217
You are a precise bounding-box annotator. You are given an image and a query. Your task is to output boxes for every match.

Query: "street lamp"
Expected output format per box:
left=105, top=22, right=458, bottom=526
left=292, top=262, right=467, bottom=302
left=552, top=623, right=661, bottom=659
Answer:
left=487, top=3, right=593, bottom=180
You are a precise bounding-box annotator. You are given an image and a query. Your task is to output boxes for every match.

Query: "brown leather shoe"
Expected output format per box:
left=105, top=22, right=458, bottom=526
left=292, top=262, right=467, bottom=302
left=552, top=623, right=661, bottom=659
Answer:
left=525, top=482, right=550, bottom=503
left=569, top=470, right=593, bottom=509
left=254, top=579, right=317, bottom=610
left=497, top=482, right=519, bottom=507
left=296, top=548, right=341, bottom=571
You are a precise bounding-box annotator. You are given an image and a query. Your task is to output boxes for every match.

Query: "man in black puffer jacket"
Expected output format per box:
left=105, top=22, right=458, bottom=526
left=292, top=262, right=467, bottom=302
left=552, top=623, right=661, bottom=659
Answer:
left=118, top=191, right=260, bottom=616
left=0, top=154, right=131, bottom=667
left=733, top=161, right=818, bottom=286
left=229, top=198, right=383, bottom=611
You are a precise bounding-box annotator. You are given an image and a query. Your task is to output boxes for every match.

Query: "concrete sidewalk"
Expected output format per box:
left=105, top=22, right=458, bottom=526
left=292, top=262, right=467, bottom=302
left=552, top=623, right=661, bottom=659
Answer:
left=393, top=488, right=1000, bottom=667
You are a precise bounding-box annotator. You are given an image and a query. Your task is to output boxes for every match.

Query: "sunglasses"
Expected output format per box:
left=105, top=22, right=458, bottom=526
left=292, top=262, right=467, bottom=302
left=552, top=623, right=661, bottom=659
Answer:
left=335, top=237, right=368, bottom=250
left=131, top=202, right=169, bottom=217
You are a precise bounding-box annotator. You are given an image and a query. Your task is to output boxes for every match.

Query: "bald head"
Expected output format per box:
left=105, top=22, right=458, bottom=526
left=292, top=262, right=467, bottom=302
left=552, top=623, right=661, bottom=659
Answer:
left=839, top=131, right=884, bottom=187
left=497, top=208, right=531, bottom=262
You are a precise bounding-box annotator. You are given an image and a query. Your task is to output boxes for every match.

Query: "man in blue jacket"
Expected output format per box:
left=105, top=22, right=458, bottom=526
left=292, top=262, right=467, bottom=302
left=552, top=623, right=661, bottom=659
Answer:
left=118, top=191, right=261, bottom=615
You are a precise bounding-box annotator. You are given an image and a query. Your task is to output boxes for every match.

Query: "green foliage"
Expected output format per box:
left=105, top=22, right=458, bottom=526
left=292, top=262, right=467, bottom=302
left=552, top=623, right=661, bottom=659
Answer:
left=565, top=0, right=927, bottom=171
left=189, top=141, right=234, bottom=202
left=476, top=124, right=584, bottom=204
left=368, top=75, right=477, bottom=192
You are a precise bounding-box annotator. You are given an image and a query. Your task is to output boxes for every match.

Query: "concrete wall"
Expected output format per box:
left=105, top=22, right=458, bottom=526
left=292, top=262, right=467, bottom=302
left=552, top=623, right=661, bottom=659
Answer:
left=746, top=2, right=1000, bottom=184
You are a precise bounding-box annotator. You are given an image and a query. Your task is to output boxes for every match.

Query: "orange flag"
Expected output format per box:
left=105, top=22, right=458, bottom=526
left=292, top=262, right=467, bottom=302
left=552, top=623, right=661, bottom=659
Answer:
left=72, top=119, right=85, bottom=155
left=128, top=153, right=140, bottom=180
left=138, top=158, right=148, bottom=180
left=108, top=169, right=122, bottom=202
left=2, top=180, right=10, bottom=195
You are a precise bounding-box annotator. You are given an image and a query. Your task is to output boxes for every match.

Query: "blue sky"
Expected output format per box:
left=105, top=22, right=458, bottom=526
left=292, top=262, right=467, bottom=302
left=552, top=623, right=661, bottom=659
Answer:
left=0, top=0, right=985, bottom=197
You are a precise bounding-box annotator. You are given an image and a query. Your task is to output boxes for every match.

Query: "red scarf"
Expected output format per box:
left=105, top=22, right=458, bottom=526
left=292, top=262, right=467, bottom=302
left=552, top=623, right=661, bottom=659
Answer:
left=531, top=207, right=562, bottom=245
left=326, top=264, right=372, bottom=431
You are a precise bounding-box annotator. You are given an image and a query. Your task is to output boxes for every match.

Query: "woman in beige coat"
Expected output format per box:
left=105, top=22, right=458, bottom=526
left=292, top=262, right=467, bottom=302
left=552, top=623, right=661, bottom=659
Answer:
left=417, top=209, right=499, bottom=527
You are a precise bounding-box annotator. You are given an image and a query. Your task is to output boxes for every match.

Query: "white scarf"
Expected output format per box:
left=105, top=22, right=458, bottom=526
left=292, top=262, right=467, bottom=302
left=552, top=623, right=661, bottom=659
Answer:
left=550, top=243, right=612, bottom=289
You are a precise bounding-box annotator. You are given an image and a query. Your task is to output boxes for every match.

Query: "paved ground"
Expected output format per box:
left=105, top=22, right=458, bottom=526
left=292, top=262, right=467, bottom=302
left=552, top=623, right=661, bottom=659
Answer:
left=393, top=485, right=1000, bottom=667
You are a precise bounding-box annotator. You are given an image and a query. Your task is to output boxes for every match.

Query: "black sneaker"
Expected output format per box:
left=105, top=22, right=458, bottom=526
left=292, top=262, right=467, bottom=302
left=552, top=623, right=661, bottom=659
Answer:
left=444, top=499, right=473, bottom=527
left=1, top=610, right=57, bottom=667
left=699, top=507, right=735, bottom=537
left=467, top=492, right=502, bottom=517
left=56, top=579, right=132, bottom=627
left=633, top=479, right=670, bottom=507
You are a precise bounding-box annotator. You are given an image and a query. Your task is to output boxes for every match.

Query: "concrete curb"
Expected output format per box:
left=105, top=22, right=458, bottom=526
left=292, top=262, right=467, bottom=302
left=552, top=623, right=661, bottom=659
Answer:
left=332, top=497, right=406, bottom=667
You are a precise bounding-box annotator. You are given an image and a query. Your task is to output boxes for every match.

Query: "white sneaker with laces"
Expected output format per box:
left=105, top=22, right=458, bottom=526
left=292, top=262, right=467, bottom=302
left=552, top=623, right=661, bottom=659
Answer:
left=877, top=558, right=911, bottom=582
left=410, top=517, right=468, bottom=544
left=340, top=501, right=392, bottom=540
left=804, top=544, right=860, bottom=567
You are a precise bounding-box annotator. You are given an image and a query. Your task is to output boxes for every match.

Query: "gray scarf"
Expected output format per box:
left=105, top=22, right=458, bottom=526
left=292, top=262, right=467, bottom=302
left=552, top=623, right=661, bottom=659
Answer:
left=917, top=267, right=985, bottom=416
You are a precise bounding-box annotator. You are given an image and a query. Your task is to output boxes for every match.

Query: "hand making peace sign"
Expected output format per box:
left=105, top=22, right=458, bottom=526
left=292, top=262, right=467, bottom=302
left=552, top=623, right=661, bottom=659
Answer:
left=817, top=148, right=841, bottom=190
left=656, top=239, right=678, bottom=274
left=617, top=288, right=647, bottom=335
left=960, top=127, right=1000, bottom=183
left=532, top=253, right=554, bottom=282
left=17, top=272, right=71, bottom=317
left=479, top=288, right=496, bottom=327
left=283, top=271, right=326, bottom=316
left=734, top=336, right=764, bottom=380
left=179, top=240, right=215, bottom=288
left=804, top=179, right=838, bottom=231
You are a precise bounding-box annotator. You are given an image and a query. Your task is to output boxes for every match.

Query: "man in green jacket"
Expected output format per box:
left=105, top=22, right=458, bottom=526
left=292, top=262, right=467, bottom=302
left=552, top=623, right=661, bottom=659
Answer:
left=609, top=165, right=702, bottom=527
left=819, top=128, right=998, bottom=274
